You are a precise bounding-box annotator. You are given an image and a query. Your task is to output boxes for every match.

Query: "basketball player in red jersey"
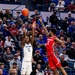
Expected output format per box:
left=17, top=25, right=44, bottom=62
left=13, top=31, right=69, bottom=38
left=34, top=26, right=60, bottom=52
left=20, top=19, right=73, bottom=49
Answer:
left=39, top=18, right=67, bottom=75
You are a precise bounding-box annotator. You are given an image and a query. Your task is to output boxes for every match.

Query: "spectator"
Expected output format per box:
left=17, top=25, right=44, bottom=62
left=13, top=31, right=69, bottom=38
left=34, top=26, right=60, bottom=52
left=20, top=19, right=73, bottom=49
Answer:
left=52, top=0, right=58, bottom=4
left=3, top=24, right=11, bottom=37
left=31, top=15, right=38, bottom=23
left=59, top=48, right=75, bottom=62
left=4, top=9, right=12, bottom=19
left=55, top=43, right=63, bottom=56
left=56, top=1, right=65, bottom=11
left=27, top=23, right=32, bottom=31
left=0, top=9, right=4, bottom=19
left=0, top=36, right=4, bottom=50
left=0, top=37, right=4, bottom=63
left=65, top=0, right=71, bottom=6
left=44, top=0, right=52, bottom=5
left=59, top=17, right=69, bottom=32
left=9, top=23, right=18, bottom=42
left=35, top=22, right=42, bottom=31
left=0, top=19, right=3, bottom=29
left=10, top=54, right=21, bottom=70
left=35, top=0, right=43, bottom=10
left=14, top=11, right=21, bottom=20
left=49, top=11, right=58, bottom=28
left=37, top=34, right=45, bottom=47
left=10, top=62, right=19, bottom=72
left=0, top=63, right=8, bottom=75
left=67, top=21, right=75, bottom=37
left=68, top=12, right=75, bottom=23
left=34, top=30, right=39, bottom=42
left=34, top=10, right=40, bottom=15
left=4, top=36, right=13, bottom=48
left=3, top=17, right=7, bottom=24
left=72, top=31, right=75, bottom=41
left=8, top=68, right=17, bottom=75
left=16, top=30, right=22, bottom=48
left=33, top=50, right=44, bottom=65
left=9, top=23, right=18, bottom=36
left=36, top=34, right=45, bottom=55
left=60, top=54, right=70, bottom=69
left=3, top=47, right=13, bottom=65
left=45, top=64, right=53, bottom=75
left=41, top=30, right=47, bottom=43
left=16, top=18, right=23, bottom=28
left=58, top=30, right=67, bottom=40
left=48, top=3, right=56, bottom=12
left=0, top=69, right=3, bottom=75
left=18, top=24, right=26, bottom=35
left=31, top=10, right=40, bottom=18
left=59, top=0, right=65, bottom=6
left=65, top=37, right=72, bottom=50
left=68, top=2, right=75, bottom=12
left=36, top=64, right=44, bottom=75
left=45, top=64, right=50, bottom=70
left=67, top=42, right=75, bottom=59
left=0, top=50, right=4, bottom=63
left=16, top=50, right=21, bottom=61
left=43, top=0, right=52, bottom=11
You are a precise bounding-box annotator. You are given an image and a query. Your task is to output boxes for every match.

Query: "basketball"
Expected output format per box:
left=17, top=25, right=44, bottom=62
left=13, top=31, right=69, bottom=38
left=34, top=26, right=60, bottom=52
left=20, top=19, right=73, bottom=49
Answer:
left=22, top=8, right=29, bottom=17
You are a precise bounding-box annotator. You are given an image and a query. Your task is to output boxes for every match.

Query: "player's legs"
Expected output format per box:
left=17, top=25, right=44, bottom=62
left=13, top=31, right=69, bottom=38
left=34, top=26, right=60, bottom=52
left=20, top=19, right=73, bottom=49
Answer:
left=48, top=60, right=59, bottom=75
left=26, top=62, right=32, bottom=75
left=53, top=69, right=59, bottom=75
left=52, top=54, right=67, bottom=75
left=58, top=66, right=67, bottom=75
left=21, top=61, right=27, bottom=75
left=48, top=56, right=59, bottom=75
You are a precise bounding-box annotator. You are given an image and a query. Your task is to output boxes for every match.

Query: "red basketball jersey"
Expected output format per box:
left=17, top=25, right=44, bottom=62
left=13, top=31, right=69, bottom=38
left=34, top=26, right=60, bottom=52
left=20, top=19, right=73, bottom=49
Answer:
left=46, top=36, right=57, bottom=57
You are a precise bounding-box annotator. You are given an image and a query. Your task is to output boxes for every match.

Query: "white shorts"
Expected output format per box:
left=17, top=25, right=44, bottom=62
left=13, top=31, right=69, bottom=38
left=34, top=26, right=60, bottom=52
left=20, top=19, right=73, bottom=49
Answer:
left=21, top=60, right=32, bottom=75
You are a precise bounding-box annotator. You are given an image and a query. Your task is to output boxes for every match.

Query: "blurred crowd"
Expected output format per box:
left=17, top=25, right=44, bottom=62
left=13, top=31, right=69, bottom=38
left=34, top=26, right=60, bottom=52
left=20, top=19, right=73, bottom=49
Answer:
left=0, top=0, right=75, bottom=12
left=31, top=0, right=75, bottom=12
left=0, top=0, right=21, bottom=3
left=0, top=8, right=75, bottom=75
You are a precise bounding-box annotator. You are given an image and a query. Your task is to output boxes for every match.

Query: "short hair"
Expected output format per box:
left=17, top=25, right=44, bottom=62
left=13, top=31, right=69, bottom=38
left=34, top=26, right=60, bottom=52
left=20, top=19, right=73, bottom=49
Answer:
left=1, top=63, right=4, bottom=65
left=50, top=28, right=56, bottom=35
left=13, top=63, right=17, bottom=65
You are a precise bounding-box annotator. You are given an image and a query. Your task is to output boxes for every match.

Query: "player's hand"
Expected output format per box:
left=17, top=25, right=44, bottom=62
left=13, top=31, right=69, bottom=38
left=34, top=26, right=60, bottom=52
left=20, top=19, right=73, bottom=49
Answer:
left=7, top=60, right=10, bottom=62
left=61, top=41, right=65, bottom=46
left=38, top=60, right=41, bottom=62
left=39, top=17, right=43, bottom=23
left=32, top=21, right=36, bottom=28
left=22, top=28, right=26, bottom=32
left=36, top=69, right=38, bottom=73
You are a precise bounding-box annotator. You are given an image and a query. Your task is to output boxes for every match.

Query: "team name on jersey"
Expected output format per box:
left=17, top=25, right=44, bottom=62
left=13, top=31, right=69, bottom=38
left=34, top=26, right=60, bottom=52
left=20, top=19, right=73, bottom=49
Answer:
left=25, top=46, right=32, bottom=48
left=47, top=39, right=53, bottom=41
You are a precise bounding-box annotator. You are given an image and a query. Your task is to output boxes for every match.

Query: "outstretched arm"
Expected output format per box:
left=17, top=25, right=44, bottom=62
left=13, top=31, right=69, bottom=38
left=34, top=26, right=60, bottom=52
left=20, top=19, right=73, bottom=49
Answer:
left=31, top=21, right=36, bottom=45
left=55, top=38, right=65, bottom=45
left=22, top=28, right=26, bottom=48
left=39, top=17, right=49, bottom=36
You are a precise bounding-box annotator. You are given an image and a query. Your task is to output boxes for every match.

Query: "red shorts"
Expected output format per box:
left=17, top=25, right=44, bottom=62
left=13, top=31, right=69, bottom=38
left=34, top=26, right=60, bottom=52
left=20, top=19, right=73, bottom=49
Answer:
left=48, top=54, right=61, bottom=70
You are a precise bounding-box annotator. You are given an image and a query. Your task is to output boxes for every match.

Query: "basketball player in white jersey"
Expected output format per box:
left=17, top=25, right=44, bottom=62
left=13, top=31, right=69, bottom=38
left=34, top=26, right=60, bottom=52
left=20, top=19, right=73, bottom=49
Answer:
left=21, top=22, right=36, bottom=75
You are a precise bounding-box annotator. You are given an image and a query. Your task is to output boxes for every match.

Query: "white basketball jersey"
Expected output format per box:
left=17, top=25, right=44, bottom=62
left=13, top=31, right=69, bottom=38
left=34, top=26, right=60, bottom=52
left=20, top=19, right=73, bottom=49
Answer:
left=23, top=43, right=33, bottom=61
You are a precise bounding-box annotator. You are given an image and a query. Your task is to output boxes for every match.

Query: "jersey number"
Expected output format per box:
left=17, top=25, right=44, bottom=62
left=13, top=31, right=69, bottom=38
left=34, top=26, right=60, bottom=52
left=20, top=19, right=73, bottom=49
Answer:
left=28, top=48, right=30, bottom=52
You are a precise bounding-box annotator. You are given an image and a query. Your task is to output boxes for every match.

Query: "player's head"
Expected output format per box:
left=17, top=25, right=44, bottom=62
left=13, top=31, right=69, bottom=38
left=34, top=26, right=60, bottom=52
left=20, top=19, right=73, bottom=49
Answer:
left=49, top=28, right=56, bottom=36
left=25, top=36, right=30, bottom=43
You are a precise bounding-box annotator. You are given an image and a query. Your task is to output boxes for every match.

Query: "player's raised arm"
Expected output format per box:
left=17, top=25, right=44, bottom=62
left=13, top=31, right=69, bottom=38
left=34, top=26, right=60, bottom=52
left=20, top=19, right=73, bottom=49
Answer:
left=31, top=21, right=36, bottom=45
left=55, top=38, right=64, bottom=45
left=22, top=28, right=26, bottom=48
left=39, top=17, right=49, bottom=36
